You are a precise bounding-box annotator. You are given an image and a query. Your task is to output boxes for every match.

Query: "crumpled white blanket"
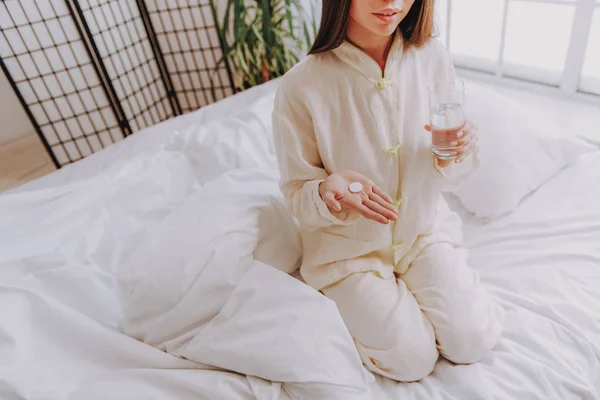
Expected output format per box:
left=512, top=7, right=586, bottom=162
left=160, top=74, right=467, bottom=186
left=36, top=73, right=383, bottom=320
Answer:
left=0, top=98, right=376, bottom=399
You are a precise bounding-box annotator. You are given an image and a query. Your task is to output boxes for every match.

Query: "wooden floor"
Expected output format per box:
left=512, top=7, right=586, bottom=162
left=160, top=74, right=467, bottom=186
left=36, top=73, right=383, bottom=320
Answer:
left=0, top=134, right=56, bottom=193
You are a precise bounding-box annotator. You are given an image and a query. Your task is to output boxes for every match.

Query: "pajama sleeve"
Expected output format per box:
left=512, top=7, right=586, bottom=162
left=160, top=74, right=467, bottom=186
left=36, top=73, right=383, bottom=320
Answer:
left=431, top=40, right=480, bottom=192
left=271, top=85, right=360, bottom=230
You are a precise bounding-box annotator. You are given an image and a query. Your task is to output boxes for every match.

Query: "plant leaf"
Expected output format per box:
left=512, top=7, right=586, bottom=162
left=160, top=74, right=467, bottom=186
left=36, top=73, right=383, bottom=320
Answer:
left=235, top=0, right=245, bottom=42
left=261, top=0, right=272, bottom=60
left=210, top=0, right=318, bottom=91
left=302, top=19, right=312, bottom=49
left=222, top=0, right=233, bottom=47
left=284, top=0, right=295, bottom=38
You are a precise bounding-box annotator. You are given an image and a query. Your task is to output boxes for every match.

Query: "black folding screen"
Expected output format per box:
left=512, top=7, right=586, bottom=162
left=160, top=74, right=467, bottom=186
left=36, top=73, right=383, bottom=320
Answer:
left=0, top=0, right=234, bottom=168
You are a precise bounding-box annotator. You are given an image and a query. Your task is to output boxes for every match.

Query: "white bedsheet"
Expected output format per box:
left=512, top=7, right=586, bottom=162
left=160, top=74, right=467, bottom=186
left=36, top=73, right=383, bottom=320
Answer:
left=1, top=80, right=600, bottom=400
left=380, top=152, right=600, bottom=399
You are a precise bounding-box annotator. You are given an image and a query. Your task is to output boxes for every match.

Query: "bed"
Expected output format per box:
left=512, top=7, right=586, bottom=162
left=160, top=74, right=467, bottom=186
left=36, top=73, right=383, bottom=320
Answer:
left=1, top=77, right=599, bottom=400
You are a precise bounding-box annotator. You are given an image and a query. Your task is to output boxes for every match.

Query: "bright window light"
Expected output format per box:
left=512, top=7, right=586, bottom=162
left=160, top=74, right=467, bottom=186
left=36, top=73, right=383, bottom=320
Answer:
left=503, top=2, right=575, bottom=85
left=449, top=0, right=504, bottom=68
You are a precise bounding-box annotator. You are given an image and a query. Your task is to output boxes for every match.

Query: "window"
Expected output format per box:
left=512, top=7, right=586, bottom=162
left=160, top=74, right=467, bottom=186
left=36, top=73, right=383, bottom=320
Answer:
left=449, top=0, right=504, bottom=72
left=503, top=1, right=575, bottom=85
left=437, top=0, right=600, bottom=97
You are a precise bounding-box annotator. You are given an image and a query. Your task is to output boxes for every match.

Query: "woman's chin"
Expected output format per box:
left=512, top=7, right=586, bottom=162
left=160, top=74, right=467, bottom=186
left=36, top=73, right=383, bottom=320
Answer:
left=369, top=24, right=399, bottom=38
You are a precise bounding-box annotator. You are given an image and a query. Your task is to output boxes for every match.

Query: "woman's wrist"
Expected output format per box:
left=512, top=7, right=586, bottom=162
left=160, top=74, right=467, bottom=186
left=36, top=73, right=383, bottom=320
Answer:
left=318, top=179, right=326, bottom=201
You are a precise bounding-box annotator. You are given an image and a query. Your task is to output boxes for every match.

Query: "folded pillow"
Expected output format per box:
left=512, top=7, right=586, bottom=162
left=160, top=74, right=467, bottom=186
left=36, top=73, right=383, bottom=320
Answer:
left=452, top=81, right=596, bottom=220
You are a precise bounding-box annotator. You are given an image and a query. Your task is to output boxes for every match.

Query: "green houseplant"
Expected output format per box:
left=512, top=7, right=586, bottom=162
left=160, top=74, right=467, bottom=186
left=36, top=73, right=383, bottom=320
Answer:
left=208, top=0, right=317, bottom=94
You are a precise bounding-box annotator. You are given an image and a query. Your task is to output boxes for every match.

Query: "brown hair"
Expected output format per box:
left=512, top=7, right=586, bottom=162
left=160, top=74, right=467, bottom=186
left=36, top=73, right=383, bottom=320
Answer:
left=308, top=0, right=435, bottom=55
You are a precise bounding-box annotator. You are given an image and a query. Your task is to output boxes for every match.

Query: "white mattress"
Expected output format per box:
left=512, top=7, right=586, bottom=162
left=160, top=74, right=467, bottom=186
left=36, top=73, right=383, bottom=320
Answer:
left=1, top=79, right=599, bottom=400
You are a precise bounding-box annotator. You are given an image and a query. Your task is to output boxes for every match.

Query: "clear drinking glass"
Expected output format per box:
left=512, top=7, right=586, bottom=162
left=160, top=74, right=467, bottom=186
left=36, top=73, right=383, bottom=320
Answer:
left=428, top=78, right=466, bottom=160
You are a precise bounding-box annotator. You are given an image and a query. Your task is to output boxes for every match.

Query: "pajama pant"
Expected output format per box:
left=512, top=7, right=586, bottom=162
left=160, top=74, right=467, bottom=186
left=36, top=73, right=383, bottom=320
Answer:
left=322, top=243, right=504, bottom=382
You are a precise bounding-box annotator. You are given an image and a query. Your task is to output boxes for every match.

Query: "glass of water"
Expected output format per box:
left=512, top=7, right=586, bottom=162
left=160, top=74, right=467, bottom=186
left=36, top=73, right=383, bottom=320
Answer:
left=428, top=78, right=466, bottom=160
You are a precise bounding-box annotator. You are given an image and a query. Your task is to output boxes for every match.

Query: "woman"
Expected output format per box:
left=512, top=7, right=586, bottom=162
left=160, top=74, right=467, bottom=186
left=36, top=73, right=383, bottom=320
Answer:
left=272, top=0, right=503, bottom=382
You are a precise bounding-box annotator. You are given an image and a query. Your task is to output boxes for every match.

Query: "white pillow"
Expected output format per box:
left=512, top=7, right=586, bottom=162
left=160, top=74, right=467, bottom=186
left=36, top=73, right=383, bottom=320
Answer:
left=453, top=82, right=596, bottom=220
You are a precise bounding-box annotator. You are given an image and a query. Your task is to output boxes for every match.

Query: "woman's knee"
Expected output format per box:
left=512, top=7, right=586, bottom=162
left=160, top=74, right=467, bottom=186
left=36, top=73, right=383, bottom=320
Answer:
left=362, top=333, right=439, bottom=382
left=388, top=339, right=439, bottom=382
left=440, top=316, right=503, bottom=365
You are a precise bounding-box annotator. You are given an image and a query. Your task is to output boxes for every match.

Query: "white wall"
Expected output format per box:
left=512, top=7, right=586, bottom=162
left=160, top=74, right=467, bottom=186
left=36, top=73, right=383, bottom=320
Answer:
left=0, top=69, right=34, bottom=144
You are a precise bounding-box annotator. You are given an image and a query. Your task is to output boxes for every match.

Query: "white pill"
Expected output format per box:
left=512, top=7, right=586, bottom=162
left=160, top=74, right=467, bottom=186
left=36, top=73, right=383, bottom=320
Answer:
left=349, top=182, right=363, bottom=193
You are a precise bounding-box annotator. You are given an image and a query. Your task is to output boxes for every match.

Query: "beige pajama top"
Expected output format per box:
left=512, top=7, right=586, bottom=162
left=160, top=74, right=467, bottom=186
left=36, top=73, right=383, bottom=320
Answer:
left=272, top=33, right=479, bottom=290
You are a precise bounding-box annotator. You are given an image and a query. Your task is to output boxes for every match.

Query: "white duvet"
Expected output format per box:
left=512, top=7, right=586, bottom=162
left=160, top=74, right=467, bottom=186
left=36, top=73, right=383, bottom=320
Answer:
left=0, top=98, right=375, bottom=400
left=1, top=89, right=600, bottom=400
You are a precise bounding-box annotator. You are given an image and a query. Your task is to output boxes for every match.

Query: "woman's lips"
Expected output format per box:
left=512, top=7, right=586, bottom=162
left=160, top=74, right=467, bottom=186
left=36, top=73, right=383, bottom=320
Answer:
left=373, top=12, right=400, bottom=23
